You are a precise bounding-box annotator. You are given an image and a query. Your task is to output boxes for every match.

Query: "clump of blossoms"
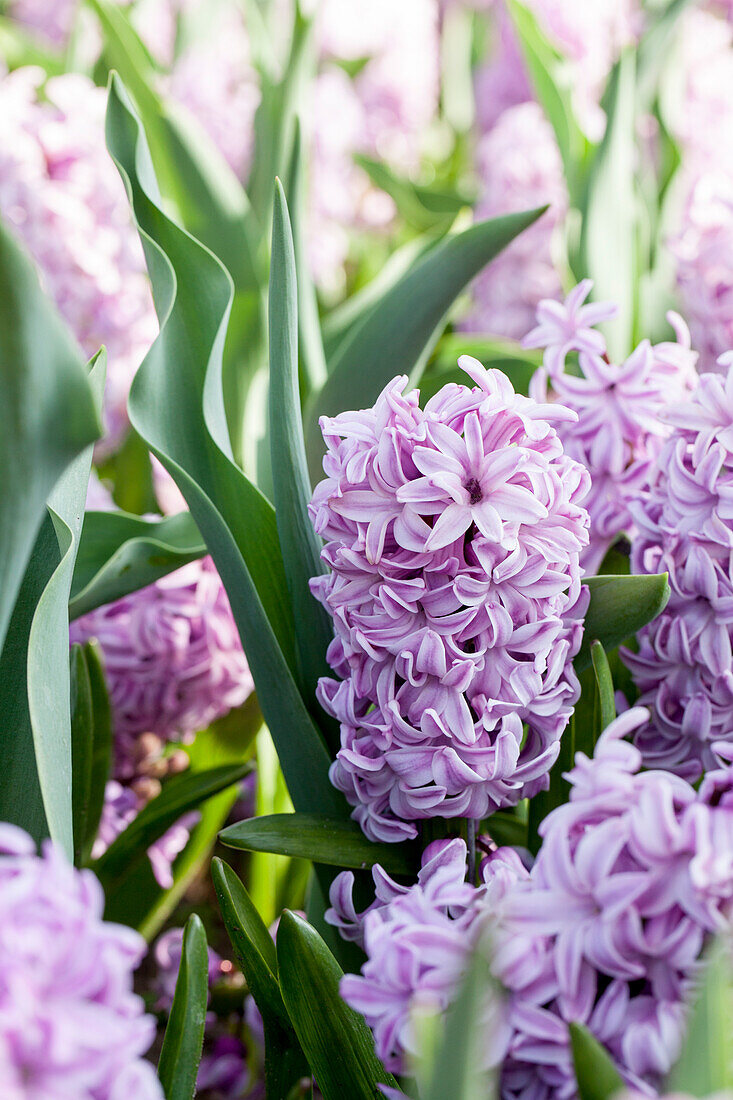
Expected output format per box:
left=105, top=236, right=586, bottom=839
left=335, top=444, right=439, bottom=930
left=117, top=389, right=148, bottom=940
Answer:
left=309, top=357, right=590, bottom=843
left=526, top=282, right=698, bottom=572
left=335, top=709, right=733, bottom=1095
left=0, top=824, right=162, bottom=1098
left=0, top=66, right=157, bottom=451
left=623, top=359, right=733, bottom=780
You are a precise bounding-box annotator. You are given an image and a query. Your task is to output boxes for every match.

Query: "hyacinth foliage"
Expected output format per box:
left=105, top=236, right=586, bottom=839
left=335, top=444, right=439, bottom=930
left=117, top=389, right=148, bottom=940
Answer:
left=1, top=2, right=732, bottom=1099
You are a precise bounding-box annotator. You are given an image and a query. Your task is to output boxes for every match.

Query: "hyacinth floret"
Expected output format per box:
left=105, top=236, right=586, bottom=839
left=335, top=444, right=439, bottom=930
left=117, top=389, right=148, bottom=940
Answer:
left=527, top=283, right=698, bottom=572
left=310, top=357, right=591, bottom=842
left=337, top=709, right=733, bottom=1096
left=623, top=359, right=733, bottom=779
left=0, top=824, right=162, bottom=1099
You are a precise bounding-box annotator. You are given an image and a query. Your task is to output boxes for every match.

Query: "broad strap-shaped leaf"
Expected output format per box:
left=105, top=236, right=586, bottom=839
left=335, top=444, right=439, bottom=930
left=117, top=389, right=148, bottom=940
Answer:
left=277, top=910, right=398, bottom=1099
left=355, top=153, right=470, bottom=233
left=505, top=0, right=590, bottom=203
left=306, top=206, right=547, bottom=479
left=590, top=641, right=616, bottom=732
left=212, top=859, right=310, bottom=1097
left=93, top=762, right=251, bottom=892
left=575, top=573, right=669, bottom=671
left=569, top=1023, right=625, bottom=1100
left=69, top=509, right=205, bottom=619
left=157, top=914, right=209, bottom=1100
left=0, top=219, right=100, bottom=654
left=269, top=181, right=335, bottom=719
left=577, top=51, right=637, bottom=360
left=70, top=643, right=108, bottom=866
left=220, top=812, right=420, bottom=876
left=666, top=937, right=733, bottom=1096
left=105, top=75, right=345, bottom=818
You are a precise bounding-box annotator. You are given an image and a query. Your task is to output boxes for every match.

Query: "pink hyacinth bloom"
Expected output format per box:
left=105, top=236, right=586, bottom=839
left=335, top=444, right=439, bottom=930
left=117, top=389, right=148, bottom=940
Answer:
left=623, top=362, right=733, bottom=779
left=0, top=66, right=157, bottom=452
left=310, top=358, right=590, bottom=842
left=461, top=102, right=567, bottom=340
left=528, top=286, right=698, bottom=572
left=0, top=824, right=162, bottom=1099
left=339, top=710, right=733, bottom=1094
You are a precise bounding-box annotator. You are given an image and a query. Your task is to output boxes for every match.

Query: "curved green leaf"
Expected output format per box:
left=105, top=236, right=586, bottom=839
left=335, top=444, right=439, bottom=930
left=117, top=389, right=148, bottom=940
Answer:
left=307, top=206, right=547, bottom=477
left=69, top=509, right=206, bottom=619
left=576, top=573, right=670, bottom=671
left=355, top=153, right=470, bottom=232
left=0, top=219, right=100, bottom=654
left=277, top=910, right=398, bottom=1100
left=577, top=51, right=637, bottom=360
left=157, top=914, right=209, bottom=1100
left=105, top=74, right=345, bottom=818
left=421, top=950, right=495, bottom=1100
left=590, top=641, right=616, bottom=731
left=220, top=812, right=419, bottom=876
left=569, top=1023, right=624, bottom=1100
left=93, top=762, right=251, bottom=893
left=269, top=181, right=334, bottom=720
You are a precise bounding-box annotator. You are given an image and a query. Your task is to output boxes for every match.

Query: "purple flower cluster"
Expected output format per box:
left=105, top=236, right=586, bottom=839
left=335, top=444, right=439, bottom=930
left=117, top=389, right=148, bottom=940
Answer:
left=0, top=824, right=162, bottom=1099
left=0, top=66, right=157, bottom=452
left=71, top=558, right=253, bottom=771
left=337, top=709, right=733, bottom=1096
left=623, top=361, right=733, bottom=779
left=526, top=282, right=698, bottom=572
left=310, top=358, right=590, bottom=842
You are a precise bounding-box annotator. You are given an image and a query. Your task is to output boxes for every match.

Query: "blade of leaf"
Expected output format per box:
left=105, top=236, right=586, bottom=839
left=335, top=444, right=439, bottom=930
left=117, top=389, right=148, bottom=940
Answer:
left=93, top=762, right=251, bottom=892
left=269, top=180, right=335, bottom=721
left=590, top=641, right=616, bottom=731
left=569, top=1023, right=625, bottom=1100
left=81, top=639, right=113, bottom=862
left=220, top=812, right=419, bottom=875
left=355, top=154, right=470, bottom=233
left=212, top=859, right=311, bottom=1096
left=576, top=573, right=670, bottom=671
left=70, top=644, right=94, bottom=867
left=157, top=914, right=209, bottom=1100
left=277, top=910, right=398, bottom=1099
left=577, top=51, right=637, bottom=360
left=105, top=74, right=346, bottom=818
left=307, top=206, right=547, bottom=479
left=667, top=937, right=733, bottom=1096
left=69, top=509, right=206, bottom=619
left=0, top=218, right=100, bottom=653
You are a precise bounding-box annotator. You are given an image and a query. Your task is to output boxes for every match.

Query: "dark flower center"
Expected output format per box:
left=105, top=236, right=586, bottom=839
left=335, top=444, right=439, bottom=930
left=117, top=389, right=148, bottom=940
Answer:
left=465, top=477, right=483, bottom=505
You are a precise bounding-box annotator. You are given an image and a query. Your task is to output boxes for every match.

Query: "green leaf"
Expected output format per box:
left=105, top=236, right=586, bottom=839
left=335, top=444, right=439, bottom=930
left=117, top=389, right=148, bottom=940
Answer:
left=269, top=181, right=335, bottom=721
left=277, top=910, right=398, bottom=1100
left=307, top=207, right=547, bottom=478
left=667, top=937, right=733, bottom=1096
left=0, top=219, right=100, bottom=654
left=70, top=642, right=113, bottom=867
left=420, top=950, right=495, bottom=1100
left=590, top=642, right=616, bottom=731
left=577, top=52, right=637, bottom=360
left=505, top=0, right=590, bottom=202
left=105, top=74, right=345, bottom=819
left=355, top=154, right=470, bottom=232
left=69, top=509, right=205, bottom=619
left=93, top=762, right=251, bottom=893
left=285, top=119, right=327, bottom=394
left=576, top=573, right=670, bottom=671
left=212, top=859, right=311, bottom=1097
left=220, top=812, right=419, bottom=876
left=157, top=914, right=209, bottom=1100
left=569, top=1023, right=625, bottom=1100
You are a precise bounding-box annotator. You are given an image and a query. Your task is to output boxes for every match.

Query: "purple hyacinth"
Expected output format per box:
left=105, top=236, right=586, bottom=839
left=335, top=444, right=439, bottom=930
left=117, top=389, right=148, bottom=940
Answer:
left=310, top=357, right=590, bottom=842
left=0, top=824, right=162, bottom=1099
left=527, top=282, right=698, bottom=572
left=0, top=65, right=157, bottom=452
left=338, top=709, right=733, bottom=1095
left=622, top=361, right=733, bottom=779
left=71, top=558, right=253, bottom=772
